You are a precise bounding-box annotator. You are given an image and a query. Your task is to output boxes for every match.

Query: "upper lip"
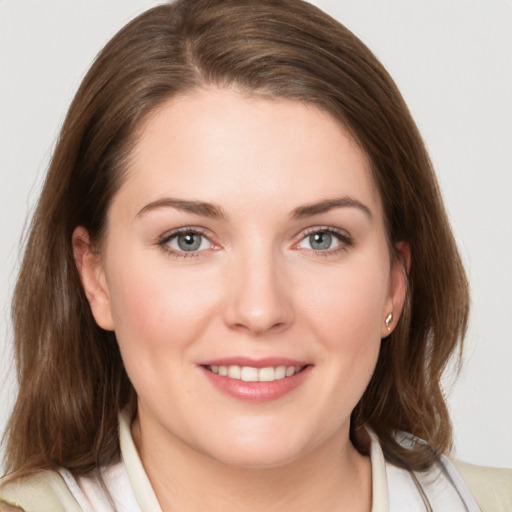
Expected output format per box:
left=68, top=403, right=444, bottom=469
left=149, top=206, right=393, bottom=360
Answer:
left=199, top=357, right=311, bottom=368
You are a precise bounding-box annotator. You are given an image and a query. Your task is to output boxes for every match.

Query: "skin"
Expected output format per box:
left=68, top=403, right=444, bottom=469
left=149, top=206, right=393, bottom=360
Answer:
left=74, top=87, right=407, bottom=511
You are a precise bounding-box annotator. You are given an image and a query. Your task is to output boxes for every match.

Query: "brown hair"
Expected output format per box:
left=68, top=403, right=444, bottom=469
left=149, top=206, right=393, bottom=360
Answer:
left=3, top=0, right=469, bottom=476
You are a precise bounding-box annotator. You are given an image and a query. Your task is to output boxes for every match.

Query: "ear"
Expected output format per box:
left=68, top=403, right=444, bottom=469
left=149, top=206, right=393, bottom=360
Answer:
left=381, top=241, right=410, bottom=338
left=72, top=226, right=115, bottom=331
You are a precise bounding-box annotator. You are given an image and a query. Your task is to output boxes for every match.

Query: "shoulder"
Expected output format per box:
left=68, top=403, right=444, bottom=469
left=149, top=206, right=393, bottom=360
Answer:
left=0, top=470, right=82, bottom=512
left=452, top=459, right=512, bottom=512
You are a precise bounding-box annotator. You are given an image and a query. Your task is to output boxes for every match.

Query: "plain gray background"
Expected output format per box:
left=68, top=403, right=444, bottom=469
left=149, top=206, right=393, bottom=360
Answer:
left=1, top=0, right=511, bottom=469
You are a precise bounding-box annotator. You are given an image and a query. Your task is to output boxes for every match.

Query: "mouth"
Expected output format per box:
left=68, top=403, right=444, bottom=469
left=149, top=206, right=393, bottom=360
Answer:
left=204, top=364, right=307, bottom=382
left=199, top=359, right=312, bottom=402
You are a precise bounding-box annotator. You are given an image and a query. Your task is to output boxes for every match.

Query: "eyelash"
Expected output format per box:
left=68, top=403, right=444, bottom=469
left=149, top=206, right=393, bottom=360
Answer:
left=157, top=226, right=354, bottom=259
left=295, top=226, right=354, bottom=256
left=157, top=227, right=214, bottom=259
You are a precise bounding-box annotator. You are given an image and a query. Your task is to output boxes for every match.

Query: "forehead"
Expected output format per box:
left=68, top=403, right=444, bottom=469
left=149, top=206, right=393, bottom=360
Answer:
left=117, top=87, right=382, bottom=219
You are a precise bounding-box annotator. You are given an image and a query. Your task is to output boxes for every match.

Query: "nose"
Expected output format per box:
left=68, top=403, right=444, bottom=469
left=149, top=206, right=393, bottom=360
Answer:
left=223, top=247, right=294, bottom=336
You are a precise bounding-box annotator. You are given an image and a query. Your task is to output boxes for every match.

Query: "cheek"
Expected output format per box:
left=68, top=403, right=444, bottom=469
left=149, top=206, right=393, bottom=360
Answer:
left=105, top=252, right=220, bottom=354
left=104, top=255, right=223, bottom=407
left=284, top=258, right=388, bottom=437
left=296, top=256, right=389, bottom=395
left=299, top=259, right=388, bottom=346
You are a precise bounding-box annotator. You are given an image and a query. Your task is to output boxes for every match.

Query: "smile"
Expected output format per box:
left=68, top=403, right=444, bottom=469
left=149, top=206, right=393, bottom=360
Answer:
left=206, top=365, right=305, bottom=382
left=200, top=359, right=312, bottom=402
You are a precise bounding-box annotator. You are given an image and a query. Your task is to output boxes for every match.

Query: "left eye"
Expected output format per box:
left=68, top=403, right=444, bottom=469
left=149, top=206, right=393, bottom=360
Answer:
left=298, top=231, right=343, bottom=251
left=166, top=232, right=211, bottom=252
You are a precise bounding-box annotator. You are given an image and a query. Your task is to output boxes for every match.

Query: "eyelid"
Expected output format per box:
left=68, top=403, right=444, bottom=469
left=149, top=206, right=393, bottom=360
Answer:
left=292, top=226, right=354, bottom=251
left=158, top=226, right=211, bottom=243
left=157, top=226, right=218, bottom=257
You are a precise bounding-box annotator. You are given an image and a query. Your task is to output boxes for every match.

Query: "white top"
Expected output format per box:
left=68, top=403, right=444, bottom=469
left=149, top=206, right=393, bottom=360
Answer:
left=58, top=411, right=481, bottom=512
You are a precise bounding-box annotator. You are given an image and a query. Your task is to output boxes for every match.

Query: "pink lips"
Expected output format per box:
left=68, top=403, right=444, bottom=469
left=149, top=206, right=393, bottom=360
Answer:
left=199, top=357, right=312, bottom=402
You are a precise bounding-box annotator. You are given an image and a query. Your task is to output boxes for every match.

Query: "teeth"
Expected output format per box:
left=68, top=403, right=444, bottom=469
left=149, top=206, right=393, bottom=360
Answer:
left=285, top=366, right=295, bottom=377
left=227, top=365, right=241, bottom=379
left=208, top=364, right=303, bottom=382
left=241, top=366, right=258, bottom=382
left=275, top=365, right=286, bottom=379
left=259, top=367, right=276, bottom=382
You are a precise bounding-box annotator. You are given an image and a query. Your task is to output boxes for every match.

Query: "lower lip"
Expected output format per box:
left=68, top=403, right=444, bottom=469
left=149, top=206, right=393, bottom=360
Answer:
left=200, top=366, right=312, bottom=402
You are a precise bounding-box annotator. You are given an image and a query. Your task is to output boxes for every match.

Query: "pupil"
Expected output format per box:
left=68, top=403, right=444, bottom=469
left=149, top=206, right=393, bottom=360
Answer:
left=310, top=232, right=331, bottom=250
left=178, top=233, right=201, bottom=251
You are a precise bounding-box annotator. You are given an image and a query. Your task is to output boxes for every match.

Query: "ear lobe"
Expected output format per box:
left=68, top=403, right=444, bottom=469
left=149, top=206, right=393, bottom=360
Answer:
left=382, top=241, right=410, bottom=337
left=72, top=226, right=115, bottom=331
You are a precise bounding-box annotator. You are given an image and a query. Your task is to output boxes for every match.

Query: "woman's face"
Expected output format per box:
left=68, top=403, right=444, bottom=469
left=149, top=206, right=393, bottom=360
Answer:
left=78, top=87, right=406, bottom=468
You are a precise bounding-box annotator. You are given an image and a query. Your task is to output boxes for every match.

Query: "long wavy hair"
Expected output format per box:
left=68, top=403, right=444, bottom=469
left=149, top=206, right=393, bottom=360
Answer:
left=3, top=0, right=469, bottom=477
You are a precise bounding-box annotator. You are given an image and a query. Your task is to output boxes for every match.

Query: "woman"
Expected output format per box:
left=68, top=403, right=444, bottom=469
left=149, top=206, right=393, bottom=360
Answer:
left=1, top=0, right=510, bottom=510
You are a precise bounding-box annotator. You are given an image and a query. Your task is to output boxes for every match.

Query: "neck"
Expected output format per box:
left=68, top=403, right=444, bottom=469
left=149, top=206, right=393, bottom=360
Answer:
left=132, top=415, right=372, bottom=512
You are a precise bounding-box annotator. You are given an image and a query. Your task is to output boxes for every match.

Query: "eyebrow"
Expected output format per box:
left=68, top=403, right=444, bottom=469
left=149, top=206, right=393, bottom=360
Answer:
left=291, top=197, right=372, bottom=219
left=136, top=198, right=226, bottom=219
left=136, top=195, right=372, bottom=221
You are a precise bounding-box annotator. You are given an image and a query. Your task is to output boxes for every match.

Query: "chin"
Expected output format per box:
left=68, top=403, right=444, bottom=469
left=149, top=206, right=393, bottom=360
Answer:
left=210, top=444, right=304, bottom=470
left=194, top=421, right=321, bottom=470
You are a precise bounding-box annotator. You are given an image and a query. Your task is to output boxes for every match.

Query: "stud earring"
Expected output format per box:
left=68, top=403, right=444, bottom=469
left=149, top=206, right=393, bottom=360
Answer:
left=385, top=313, right=393, bottom=332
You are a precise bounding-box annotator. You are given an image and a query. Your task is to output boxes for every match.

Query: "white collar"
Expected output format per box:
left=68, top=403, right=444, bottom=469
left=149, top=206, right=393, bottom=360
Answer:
left=368, top=428, right=391, bottom=512
left=119, top=409, right=163, bottom=512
